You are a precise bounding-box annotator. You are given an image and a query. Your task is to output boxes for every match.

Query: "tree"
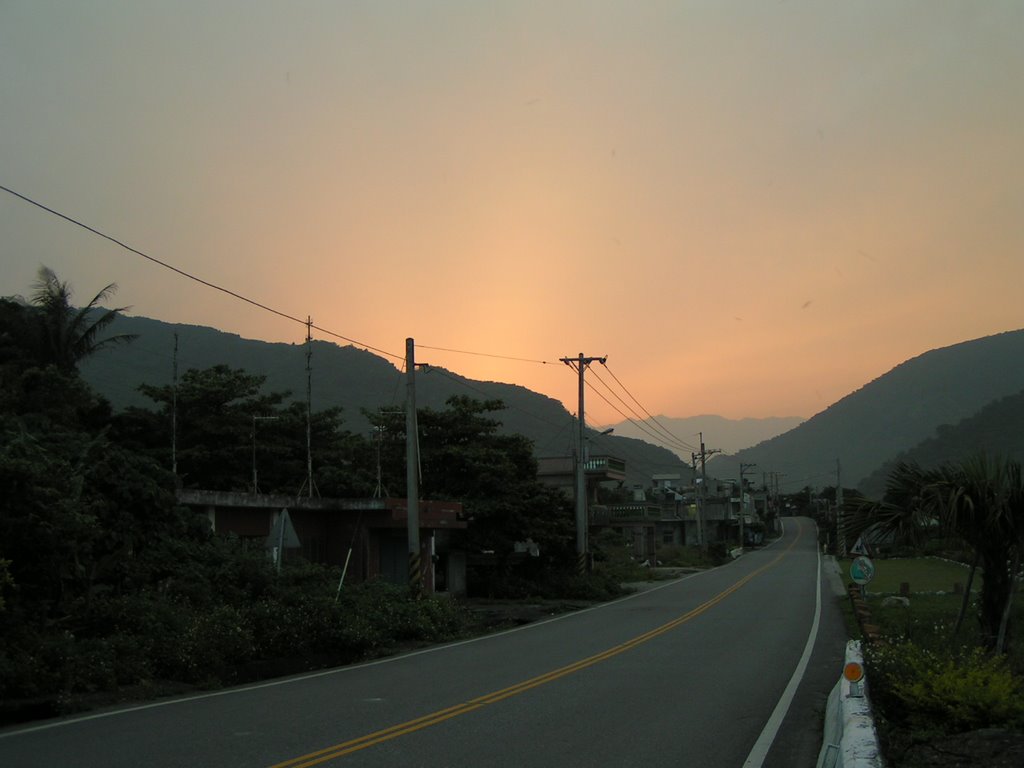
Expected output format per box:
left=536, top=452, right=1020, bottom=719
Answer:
left=853, top=455, right=1024, bottom=652
left=129, top=364, right=365, bottom=495
left=30, top=266, right=136, bottom=372
left=370, top=396, right=575, bottom=565
left=133, top=365, right=287, bottom=490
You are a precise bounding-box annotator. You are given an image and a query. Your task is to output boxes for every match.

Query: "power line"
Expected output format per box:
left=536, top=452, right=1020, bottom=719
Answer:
left=1, top=183, right=404, bottom=362
left=582, top=376, right=689, bottom=451
left=588, top=366, right=696, bottom=453
left=602, top=363, right=698, bottom=452
left=417, top=344, right=555, bottom=366
left=4, top=181, right=708, bottom=463
left=423, top=367, right=570, bottom=432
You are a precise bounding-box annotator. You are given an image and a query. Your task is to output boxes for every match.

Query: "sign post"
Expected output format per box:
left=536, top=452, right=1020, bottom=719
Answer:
left=850, top=555, right=875, bottom=599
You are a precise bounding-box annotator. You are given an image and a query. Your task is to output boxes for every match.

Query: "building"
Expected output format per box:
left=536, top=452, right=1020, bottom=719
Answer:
left=176, top=490, right=468, bottom=595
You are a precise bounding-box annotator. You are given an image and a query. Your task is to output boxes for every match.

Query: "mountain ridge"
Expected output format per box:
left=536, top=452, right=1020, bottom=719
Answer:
left=77, top=312, right=693, bottom=488
left=707, top=328, right=1024, bottom=493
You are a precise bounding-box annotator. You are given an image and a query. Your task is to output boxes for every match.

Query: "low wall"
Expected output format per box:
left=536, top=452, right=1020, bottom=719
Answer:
left=816, top=640, right=884, bottom=768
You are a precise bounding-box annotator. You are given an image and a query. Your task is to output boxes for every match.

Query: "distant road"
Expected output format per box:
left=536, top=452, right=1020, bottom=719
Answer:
left=0, top=518, right=847, bottom=767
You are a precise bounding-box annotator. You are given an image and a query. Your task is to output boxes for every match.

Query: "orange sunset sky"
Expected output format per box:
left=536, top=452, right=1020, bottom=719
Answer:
left=2, top=2, right=1022, bottom=426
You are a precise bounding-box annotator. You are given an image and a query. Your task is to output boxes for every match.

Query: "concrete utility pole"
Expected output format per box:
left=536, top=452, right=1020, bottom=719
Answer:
left=171, top=333, right=178, bottom=479
left=406, top=338, right=421, bottom=595
left=560, top=353, right=607, bottom=574
left=836, top=458, right=845, bottom=558
left=251, top=415, right=279, bottom=494
left=304, top=316, right=316, bottom=498
left=696, top=433, right=720, bottom=551
left=739, top=462, right=757, bottom=548
left=691, top=453, right=702, bottom=548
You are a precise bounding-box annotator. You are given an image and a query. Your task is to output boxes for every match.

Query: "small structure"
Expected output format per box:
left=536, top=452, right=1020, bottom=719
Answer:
left=176, top=490, right=467, bottom=595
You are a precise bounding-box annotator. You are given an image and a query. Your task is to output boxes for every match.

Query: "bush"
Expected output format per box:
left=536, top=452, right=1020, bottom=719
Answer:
left=867, top=641, right=1024, bottom=732
left=174, top=604, right=254, bottom=685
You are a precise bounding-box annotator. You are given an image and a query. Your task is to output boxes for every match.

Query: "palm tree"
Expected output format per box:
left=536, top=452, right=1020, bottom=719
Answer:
left=862, top=454, right=1024, bottom=652
left=843, top=460, right=936, bottom=552
left=30, top=266, right=136, bottom=372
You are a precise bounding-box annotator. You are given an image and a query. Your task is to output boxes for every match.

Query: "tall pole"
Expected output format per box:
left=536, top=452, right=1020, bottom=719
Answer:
left=696, top=432, right=719, bottom=551
left=251, top=415, right=279, bottom=494
left=691, top=452, right=703, bottom=548
left=561, top=353, right=606, bottom=574
left=171, top=333, right=178, bottom=480
left=305, top=317, right=314, bottom=498
left=406, top=338, right=422, bottom=595
left=739, top=462, right=757, bottom=549
left=836, top=458, right=845, bottom=558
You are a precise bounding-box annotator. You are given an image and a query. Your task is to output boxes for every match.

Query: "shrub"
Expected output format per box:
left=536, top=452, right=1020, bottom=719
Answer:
left=867, top=641, right=1024, bottom=732
left=174, top=604, right=254, bottom=684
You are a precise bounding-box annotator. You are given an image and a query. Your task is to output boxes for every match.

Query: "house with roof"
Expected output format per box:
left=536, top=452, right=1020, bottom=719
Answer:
left=176, top=489, right=468, bottom=595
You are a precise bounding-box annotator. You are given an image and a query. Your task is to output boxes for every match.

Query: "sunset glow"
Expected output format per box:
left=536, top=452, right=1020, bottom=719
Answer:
left=3, top=2, right=1022, bottom=425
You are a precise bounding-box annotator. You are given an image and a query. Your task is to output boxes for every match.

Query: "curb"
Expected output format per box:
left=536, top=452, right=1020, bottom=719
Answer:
left=817, top=640, right=884, bottom=767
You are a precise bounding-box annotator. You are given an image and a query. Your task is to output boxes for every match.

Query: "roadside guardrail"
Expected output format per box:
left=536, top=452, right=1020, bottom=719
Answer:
left=816, top=640, right=884, bottom=768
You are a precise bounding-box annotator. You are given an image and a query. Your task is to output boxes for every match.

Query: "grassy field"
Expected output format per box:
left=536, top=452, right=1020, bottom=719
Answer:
left=837, top=556, right=1024, bottom=672
left=835, top=555, right=1024, bottom=765
left=837, top=556, right=976, bottom=594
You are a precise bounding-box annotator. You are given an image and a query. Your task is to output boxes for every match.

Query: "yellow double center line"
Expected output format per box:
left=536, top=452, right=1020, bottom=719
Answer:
left=271, top=523, right=802, bottom=767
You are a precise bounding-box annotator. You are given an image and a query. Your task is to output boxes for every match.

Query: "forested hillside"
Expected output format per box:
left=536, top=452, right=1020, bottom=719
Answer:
left=709, top=329, right=1024, bottom=493
left=858, top=388, right=1024, bottom=498
left=79, top=313, right=691, bottom=487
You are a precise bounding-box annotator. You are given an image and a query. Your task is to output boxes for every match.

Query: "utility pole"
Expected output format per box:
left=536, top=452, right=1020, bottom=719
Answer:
left=836, top=458, right=845, bottom=558
left=739, top=462, right=757, bottom=549
left=691, top=452, right=702, bottom=548
left=252, top=415, right=279, bottom=494
left=560, top=353, right=607, bottom=574
left=171, top=333, right=178, bottom=480
left=303, top=316, right=317, bottom=498
left=696, top=432, right=720, bottom=551
left=406, top=338, right=422, bottom=595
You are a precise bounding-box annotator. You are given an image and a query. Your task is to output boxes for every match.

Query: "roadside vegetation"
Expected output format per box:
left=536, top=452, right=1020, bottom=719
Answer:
left=836, top=459, right=1024, bottom=766
left=0, top=269, right=618, bottom=723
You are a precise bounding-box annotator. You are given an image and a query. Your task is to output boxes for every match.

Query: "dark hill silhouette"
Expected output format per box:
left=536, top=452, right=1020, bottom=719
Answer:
left=858, top=388, right=1024, bottom=498
left=706, top=329, right=1024, bottom=494
left=78, top=313, right=690, bottom=487
left=609, top=414, right=805, bottom=457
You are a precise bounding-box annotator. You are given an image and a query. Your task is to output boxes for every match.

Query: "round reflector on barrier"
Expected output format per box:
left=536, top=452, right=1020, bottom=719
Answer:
left=843, top=661, right=864, bottom=683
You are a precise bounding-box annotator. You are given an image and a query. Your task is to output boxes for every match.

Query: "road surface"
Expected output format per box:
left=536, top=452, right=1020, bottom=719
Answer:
left=0, top=517, right=847, bottom=767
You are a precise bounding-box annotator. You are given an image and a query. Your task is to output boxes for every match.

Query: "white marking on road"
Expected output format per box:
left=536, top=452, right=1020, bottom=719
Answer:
left=742, top=520, right=822, bottom=767
left=0, top=570, right=715, bottom=738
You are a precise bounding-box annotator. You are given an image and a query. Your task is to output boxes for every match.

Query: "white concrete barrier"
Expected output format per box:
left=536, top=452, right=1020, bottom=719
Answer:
left=816, top=640, right=884, bottom=768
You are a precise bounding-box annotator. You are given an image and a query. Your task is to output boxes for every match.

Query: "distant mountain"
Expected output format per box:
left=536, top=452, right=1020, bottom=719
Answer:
left=858, top=388, right=1024, bottom=498
left=609, top=414, right=805, bottom=458
left=78, top=313, right=691, bottom=488
left=706, top=329, right=1024, bottom=495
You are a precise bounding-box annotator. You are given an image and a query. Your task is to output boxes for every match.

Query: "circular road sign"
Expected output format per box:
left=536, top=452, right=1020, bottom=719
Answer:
left=850, top=556, right=875, bottom=586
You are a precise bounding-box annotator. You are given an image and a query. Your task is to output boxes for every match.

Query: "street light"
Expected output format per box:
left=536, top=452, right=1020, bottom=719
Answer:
left=584, top=427, right=615, bottom=462
left=252, top=415, right=280, bottom=494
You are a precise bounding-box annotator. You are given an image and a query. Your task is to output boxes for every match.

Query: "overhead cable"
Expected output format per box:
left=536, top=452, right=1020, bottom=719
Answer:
left=0, top=183, right=404, bottom=362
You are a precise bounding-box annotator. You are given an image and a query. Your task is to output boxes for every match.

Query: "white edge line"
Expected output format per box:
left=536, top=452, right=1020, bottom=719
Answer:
left=2, top=568, right=720, bottom=738
left=742, top=518, right=821, bottom=767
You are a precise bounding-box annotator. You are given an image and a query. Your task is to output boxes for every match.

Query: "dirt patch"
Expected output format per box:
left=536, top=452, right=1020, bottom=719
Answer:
left=461, top=598, right=595, bottom=632
left=894, top=728, right=1024, bottom=767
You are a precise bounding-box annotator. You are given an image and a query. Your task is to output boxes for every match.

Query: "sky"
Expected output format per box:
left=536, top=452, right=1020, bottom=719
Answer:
left=2, top=1, right=1022, bottom=427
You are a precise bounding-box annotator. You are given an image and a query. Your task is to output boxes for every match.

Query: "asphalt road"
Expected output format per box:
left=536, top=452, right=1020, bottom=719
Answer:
left=0, top=517, right=848, bottom=767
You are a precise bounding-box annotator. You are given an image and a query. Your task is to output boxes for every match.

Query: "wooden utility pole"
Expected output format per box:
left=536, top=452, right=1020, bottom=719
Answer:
left=560, top=353, right=607, bottom=574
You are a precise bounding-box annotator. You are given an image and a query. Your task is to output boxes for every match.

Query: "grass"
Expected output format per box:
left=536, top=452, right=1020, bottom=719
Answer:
left=837, top=555, right=1024, bottom=675
left=837, top=556, right=976, bottom=594
left=837, top=555, right=1024, bottom=765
